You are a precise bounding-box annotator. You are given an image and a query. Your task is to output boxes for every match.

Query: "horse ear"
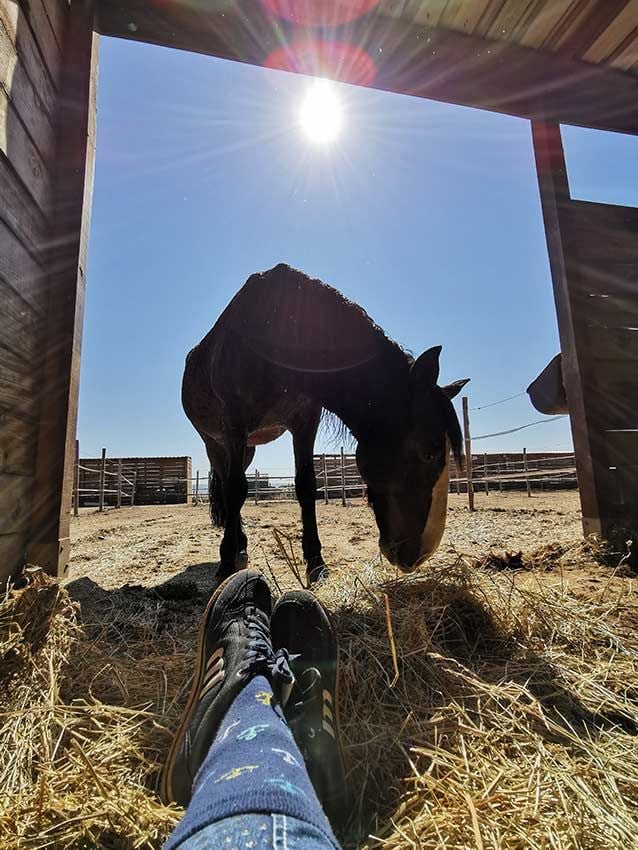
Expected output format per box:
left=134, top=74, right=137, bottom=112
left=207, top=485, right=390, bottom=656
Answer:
left=410, top=346, right=442, bottom=388
left=441, top=378, right=470, bottom=399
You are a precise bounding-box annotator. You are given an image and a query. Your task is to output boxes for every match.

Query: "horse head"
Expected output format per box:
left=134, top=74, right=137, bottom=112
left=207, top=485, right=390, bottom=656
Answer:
left=357, top=346, right=468, bottom=571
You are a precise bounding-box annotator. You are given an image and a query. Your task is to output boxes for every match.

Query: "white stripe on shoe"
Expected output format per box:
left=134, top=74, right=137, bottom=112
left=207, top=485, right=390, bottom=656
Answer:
left=200, top=647, right=225, bottom=698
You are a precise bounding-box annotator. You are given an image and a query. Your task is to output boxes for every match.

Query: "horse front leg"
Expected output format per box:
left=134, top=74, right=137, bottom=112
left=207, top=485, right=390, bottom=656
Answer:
left=290, top=406, right=327, bottom=584
left=218, top=437, right=249, bottom=578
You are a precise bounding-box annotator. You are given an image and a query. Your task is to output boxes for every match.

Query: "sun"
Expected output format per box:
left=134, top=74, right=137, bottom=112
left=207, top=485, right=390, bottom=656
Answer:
left=299, top=79, right=343, bottom=145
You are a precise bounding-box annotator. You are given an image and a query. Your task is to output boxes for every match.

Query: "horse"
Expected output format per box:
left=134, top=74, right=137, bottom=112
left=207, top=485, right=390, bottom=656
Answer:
left=182, top=264, right=468, bottom=584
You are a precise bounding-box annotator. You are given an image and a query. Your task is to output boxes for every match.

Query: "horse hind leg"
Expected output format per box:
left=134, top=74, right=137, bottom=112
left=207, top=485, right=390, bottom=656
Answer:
left=203, top=435, right=250, bottom=578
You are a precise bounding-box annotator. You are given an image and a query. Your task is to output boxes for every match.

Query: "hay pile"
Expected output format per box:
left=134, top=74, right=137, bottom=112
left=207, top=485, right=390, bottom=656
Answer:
left=1, top=554, right=638, bottom=849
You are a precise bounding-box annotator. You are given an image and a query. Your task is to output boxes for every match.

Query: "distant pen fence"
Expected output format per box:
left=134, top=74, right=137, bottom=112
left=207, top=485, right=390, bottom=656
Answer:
left=73, top=445, right=191, bottom=512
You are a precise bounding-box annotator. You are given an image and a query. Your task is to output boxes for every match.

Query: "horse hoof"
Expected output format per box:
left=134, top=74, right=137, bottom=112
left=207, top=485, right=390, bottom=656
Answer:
left=235, top=550, right=249, bottom=570
left=307, top=563, right=329, bottom=585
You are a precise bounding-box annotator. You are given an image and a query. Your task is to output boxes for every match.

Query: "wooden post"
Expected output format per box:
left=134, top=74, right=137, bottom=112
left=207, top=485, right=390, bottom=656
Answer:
left=116, top=458, right=122, bottom=508
left=454, top=457, right=461, bottom=495
left=484, top=453, right=489, bottom=495
left=340, top=446, right=346, bottom=507
left=322, top=454, right=329, bottom=504
left=254, top=469, right=259, bottom=505
left=462, top=397, right=475, bottom=511
left=531, top=122, right=605, bottom=537
left=195, top=470, right=200, bottom=504
left=73, top=439, right=80, bottom=517
left=131, top=470, right=137, bottom=506
left=523, top=447, right=532, bottom=497
left=497, top=462, right=503, bottom=492
left=98, top=448, right=106, bottom=512
left=24, top=1, right=99, bottom=576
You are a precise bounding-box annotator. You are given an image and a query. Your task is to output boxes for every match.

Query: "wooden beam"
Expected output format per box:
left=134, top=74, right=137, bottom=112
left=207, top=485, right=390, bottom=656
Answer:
left=26, top=0, right=98, bottom=576
left=531, top=121, right=607, bottom=538
left=94, top=0, right=638, bottom=134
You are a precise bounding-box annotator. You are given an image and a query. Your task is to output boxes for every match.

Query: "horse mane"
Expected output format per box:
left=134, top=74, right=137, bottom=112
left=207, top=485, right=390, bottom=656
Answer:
left=222, top=264, right=412, bottom=376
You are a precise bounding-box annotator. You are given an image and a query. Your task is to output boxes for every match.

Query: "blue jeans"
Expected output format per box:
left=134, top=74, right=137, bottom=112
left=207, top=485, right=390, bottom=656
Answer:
left=175, top=813, right=335, bottom=850
left=163, top=676, right=341, bottom=850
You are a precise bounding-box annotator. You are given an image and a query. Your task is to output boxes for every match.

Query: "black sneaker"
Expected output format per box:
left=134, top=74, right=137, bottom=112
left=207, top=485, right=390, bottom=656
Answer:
left=270, top=590, right=348, bottom=831
left=161, top=570, right=293, bottom=807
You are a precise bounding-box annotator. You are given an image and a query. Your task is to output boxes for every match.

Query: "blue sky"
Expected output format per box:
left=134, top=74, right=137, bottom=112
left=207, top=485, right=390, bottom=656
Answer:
left=78, top=36, right=637, bottom=478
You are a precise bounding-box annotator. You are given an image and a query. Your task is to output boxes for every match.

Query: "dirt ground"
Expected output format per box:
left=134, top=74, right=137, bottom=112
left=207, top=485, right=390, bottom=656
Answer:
left=67, top=491, right=634, bottom=604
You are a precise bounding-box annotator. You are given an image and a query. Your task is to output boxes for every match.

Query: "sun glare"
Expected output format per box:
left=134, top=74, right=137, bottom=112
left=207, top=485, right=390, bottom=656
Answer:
left=299, top=80, right=343, bottom=145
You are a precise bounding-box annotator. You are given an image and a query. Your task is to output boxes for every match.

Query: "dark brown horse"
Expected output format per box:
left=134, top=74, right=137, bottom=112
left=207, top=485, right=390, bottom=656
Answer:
left=182, top=264, right=468, bottom=583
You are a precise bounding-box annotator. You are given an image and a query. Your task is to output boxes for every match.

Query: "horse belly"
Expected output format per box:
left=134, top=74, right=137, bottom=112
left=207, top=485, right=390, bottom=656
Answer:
left=247, top=426, right=287, bottom=446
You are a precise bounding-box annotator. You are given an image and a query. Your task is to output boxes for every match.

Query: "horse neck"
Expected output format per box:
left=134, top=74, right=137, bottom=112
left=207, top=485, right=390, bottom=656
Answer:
left=318, top=347, right=411, bottom=440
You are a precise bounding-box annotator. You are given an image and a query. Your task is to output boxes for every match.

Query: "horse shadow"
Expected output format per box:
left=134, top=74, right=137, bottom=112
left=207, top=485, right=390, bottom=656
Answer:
left=330, top=577, right=637, bottom=844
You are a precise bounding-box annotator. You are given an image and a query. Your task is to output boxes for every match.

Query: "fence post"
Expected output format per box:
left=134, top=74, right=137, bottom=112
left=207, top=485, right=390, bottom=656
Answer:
left=195, top=470, right=200, bottom=504
left=116, top=458, right=122, bottom=509
left=73, top=439, right=80, bottom=516
left=523, top=447, right=532, bottom=497
left=497, top=462, right=503, bottom=492
left=131, top=470, right=137, bottom=506
left=98, top=447, right=106, bottom=512
left=254, top=469, right=259, bottom=505
left=322, top=454, right=329, bottom=504
left=340, top=446, right=346, bottom=507
left=484, top=453, right=489, bottom=495
left=462, top=397, right=475, bottom=511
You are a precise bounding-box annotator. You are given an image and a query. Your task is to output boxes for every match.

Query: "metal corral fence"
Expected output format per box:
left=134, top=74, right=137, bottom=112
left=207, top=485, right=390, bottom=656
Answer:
left=187, top=448, right=576, bottom=507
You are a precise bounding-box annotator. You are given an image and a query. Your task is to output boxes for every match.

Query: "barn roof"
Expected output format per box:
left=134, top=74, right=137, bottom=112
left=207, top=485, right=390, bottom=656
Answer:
left=96, top=0, right=638, bottom=134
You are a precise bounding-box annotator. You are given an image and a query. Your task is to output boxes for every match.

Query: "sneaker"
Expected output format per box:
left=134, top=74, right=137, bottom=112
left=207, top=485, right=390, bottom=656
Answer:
left=161, top=570, right=293, bottom=807
left=270, top=590, right=348, bottom=831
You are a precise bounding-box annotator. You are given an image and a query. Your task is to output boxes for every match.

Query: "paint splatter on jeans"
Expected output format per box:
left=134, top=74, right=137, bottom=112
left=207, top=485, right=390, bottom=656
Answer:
left=164, top=676, right=339, bottom=850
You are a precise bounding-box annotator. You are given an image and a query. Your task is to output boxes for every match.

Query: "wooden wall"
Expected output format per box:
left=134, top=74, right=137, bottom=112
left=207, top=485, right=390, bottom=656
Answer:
left=78, top=456, right=192, bottom=506
left=0, top=0, right=97, bottom=584
left=533, top=122, right=638, bottom=542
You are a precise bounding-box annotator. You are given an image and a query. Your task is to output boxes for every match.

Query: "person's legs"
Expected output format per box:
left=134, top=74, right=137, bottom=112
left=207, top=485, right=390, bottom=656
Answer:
left=161, top=571, right=340, bottom=850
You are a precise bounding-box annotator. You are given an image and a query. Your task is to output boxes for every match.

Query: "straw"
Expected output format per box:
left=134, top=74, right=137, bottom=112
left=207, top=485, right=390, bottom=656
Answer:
left=2, top=543, right=638, bottom=849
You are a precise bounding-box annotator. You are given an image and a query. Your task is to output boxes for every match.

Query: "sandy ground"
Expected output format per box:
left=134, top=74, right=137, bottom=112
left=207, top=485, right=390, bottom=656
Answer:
left=67, top=491, right=634, bottom=604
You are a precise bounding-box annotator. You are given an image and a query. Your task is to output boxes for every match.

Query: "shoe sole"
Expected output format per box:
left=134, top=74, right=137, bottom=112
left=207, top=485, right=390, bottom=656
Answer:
left=160, top=571, right=240, bottom=805
left=274, top=593, right=347, bottom=821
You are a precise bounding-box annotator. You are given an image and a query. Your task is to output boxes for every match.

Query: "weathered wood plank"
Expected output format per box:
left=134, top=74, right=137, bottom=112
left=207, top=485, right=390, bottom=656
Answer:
left=565, top=201, right=638, bottom=261
left=610, top=31, right=638, bottom=71
left=0, top=472, right=31, bottom=533
left=0, top=344, right=36, bottom=418
left=518, top=0, right=577, bottom=48
left=0, top=531, right=26, bottom=584
left=448, top=0, right=493, bottom=33
left=17, top=0, right=61, bottom=84
left=0, top=153, right=49, bottom=250
left=0, top=275, right=41, bottom=361
left=0, top=20, right=57, bottom=164
left=486, top=0, right=530, bottom=42
left=40, top=0, right=68, bottom=50
left=0, top=215, right=47, bottom=311
left=586, top=325, right=638, bottom=361
left=591, top=361, right=638, bottom=430
left=605, top=430, right=638, bottom=466
left=0, top=410, right=37, bottom=475
left=0, top=88, right=51, bottom=211
left=0, top=0, right=57, bottom=115
left=584, top=0, right=638, bottom=62
left=413, top=0, right=448, bottom=27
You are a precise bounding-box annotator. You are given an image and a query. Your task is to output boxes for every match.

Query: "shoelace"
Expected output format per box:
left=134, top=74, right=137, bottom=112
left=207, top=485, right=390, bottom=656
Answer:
left=241, top=609, right=296, bottom=704
left=287, top=666, right=323, bottom=734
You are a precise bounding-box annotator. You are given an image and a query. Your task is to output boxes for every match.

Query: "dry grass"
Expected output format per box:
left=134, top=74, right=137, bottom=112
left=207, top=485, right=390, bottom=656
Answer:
left=1, top=545, right=638, bottom=849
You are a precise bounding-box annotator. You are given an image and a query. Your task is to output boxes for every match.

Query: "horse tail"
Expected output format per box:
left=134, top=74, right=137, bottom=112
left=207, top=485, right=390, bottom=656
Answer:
left=208, top=470, right=226, bottom=527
